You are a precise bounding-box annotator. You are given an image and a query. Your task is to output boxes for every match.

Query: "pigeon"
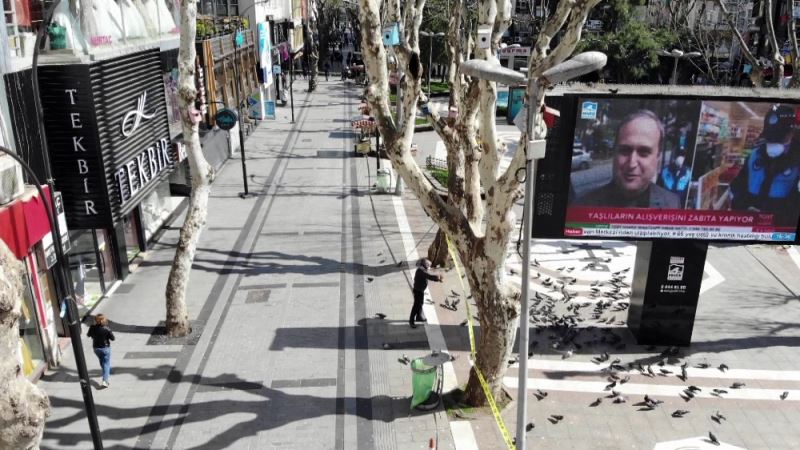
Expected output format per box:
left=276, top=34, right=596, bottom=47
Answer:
left=647, top=365, right=656, bottom=377
left=679, top=392, right=692, bottom=402
left=718, top=363, right=729, bottom=372
left=589, top=398, right=602, bottom=407
left=356, top=294, right=363, bottom=299
left=453, top=410, right=474, bottom=420
left=610, top=389, right=621, bottom=397
left=708, top=431, right=720, bottom=446
left=781, top=391, right=789, bottom=400
left=682, top=389, right=695, bottom=399
left=687, top=385, right=701, bottom=393
left=730, top=382, right=746, bottom=389
left=550, top=414, right=564, bottom=421
left=460, top=320, right=468, bottom=327
left=695, top=362, right=710, bottom=369
left=536, top=389, right=548, bottom=399
left=525, top=422, right=535, bottom=432
left=604, top=381, right=617, bottom=391
left=399, top=354, right=411, bottom=365
left=382, top=342, right=393, bottom=350
left=613, top=396, right=627, bottom=404
left=671, top=409, right=690, bottom=418
left=375, top=313, right=387, bottom=319
left=712, top=411, right=727, bottom=423
left=562, top=350, right=573, bottom=360
left=659, top=368, right=672, bottom=375
left=679, top=364, right=688, bottom=381
left=366, top=277, right=374, bottom=282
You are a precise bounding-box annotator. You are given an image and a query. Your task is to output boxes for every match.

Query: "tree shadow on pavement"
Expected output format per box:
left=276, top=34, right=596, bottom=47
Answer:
left=43, top=371, right=403, bottom=450
left=140, top=248, right=407, bottom=278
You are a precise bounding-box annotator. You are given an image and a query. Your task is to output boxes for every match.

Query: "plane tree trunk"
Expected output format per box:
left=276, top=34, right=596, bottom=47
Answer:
left=0, top=240, right=50, bottom=449
left=165, top=0, right=214, bottom=337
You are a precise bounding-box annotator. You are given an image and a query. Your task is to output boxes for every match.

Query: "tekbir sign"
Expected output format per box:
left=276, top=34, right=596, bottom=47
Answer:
left=215, top=108, right=238, bottom=131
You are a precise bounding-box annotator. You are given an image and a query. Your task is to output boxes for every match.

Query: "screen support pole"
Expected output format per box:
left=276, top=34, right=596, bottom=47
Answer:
left=515, top=78, right=540, bottom=450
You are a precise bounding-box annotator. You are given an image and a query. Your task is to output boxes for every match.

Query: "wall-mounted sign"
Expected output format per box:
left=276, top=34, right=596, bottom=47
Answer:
left=121, top=91, right=156, bottom=137
left=498, top=46, right=531, bottom=57
left=115, top=138, right=174, bottom=205
left=215, top=108, right=238, bottom=131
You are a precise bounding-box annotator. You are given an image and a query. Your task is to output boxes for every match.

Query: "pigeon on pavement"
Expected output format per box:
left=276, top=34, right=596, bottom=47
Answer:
left=708, top=431, right=720, bottom=446
left=671, top=409, right=690, bottom=418
left=730, top=382, right=746, bottom=389
left=375, top=313, right=387, bottom=319
left=781, top=391, right=789, bottom=400
left=589, top=398, right=602, bottom=407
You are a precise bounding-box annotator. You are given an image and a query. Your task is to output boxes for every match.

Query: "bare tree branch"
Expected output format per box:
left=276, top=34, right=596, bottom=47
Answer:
left=715, top=0, right=764, bottom=85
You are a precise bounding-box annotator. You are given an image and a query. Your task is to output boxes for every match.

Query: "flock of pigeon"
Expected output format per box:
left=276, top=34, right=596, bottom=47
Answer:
left=375, top=243, right=790, bottom=446
left=508, top=248, right=792, bottom=446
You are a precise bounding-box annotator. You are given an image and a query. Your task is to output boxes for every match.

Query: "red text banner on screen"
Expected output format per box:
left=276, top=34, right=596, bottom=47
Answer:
left=565, top=207, right=796, bottom=242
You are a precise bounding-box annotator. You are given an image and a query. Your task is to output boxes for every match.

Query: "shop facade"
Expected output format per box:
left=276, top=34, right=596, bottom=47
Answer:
left=38, top=49, right=187, bottom=308
left=0, top=187, right=70, bottom=379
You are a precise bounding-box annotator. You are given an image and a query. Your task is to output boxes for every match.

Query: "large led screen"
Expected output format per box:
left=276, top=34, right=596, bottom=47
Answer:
left=565, top=97, right=800, bottom=242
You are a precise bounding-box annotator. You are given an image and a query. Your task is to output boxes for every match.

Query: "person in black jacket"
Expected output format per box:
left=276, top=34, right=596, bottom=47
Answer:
left=87, top=314, right=115, bottom=388
left=410, top=258, right=443, bottom=328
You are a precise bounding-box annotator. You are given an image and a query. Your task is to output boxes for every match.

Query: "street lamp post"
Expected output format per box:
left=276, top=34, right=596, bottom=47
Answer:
left=419, top=31, right=445, bottom=95
left=460, top=51, right=606, bottom=450
left=658, top=49, right=702, bottom=85
left=232, top=31, right=252, bottom=198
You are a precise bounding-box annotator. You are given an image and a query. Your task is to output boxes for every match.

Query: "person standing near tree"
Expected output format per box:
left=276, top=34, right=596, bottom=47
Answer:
left=410, top=258, right=443, bottom=328
left=87, top=314, right=115, bottom=388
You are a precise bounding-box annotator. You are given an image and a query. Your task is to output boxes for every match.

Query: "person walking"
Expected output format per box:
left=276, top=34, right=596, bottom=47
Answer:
left=87, top=314, right=115, bottom=388
left=324, top=61, right=330, bottom=81
left=410, top=258, right=442, bottom=328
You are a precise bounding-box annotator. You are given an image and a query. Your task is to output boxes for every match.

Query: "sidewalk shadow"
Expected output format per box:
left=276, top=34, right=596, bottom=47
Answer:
left=43, top=371, right=401, bottom=450
left=140, top=248, right=406, bottom=278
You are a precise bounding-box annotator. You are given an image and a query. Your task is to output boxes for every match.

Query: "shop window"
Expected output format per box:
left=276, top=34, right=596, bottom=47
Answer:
left=123, top=209, right=143, bottom=262
left=68, top=229, right=117, bottom=311
left=4, top=0, right=43, bottom=58
left=19, top=270, right=45, bottom=377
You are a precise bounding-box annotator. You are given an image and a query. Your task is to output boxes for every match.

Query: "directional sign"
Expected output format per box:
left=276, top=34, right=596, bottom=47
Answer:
left=215, top=108, right=238, bottom=131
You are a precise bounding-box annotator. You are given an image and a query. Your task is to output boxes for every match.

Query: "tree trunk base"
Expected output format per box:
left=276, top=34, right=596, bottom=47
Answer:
left=428, top=228, right=452, bottom=269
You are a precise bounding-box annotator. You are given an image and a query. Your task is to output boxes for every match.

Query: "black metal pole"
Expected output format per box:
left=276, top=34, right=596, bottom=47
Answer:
left=0, top=147, right=103, bottom=449
left=232, top=34, right=250, bottom=198
left=290, top=59, right=295, bottom=123
left=29, top=2, right=103, bottom=448
left=375, top=130, right=381, bottom=170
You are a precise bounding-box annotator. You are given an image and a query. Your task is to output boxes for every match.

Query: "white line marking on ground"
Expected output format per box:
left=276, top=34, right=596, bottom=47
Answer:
left=787, top=246, right=800, bottom=273
left=503, top=377, right=800, bottom=401
left=700, top=261, right=724, bottom=295
left=509, top=358, right=800, bottom=381
left=449, top=421, right=480, bottom=450
left=392, top=194, right=458, bottom=392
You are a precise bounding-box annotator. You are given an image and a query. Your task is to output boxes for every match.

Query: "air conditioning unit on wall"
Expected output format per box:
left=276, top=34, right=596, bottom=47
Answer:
left=0, top=154, right=25, bottom=205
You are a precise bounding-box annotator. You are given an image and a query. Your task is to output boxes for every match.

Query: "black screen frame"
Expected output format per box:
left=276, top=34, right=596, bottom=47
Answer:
left=532, top=93, right=800, bottom=245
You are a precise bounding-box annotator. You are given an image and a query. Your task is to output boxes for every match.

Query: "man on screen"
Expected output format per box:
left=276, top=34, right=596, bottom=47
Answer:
left=729, top=104, right=800, bottom=226
left=573, top=110, right=681, bottom=209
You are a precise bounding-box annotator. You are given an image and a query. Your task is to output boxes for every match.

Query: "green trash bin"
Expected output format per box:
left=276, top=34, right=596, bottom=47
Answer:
left=410, top=358, right=437, bottom=409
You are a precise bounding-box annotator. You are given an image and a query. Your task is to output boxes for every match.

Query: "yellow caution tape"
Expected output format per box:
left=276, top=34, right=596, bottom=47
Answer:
left=445, top=236, right=516, bottom=450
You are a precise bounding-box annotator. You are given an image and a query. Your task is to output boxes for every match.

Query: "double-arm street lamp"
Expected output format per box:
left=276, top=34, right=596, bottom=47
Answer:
left=658, top=49, right=702, bottom=85
left=460, top=50, right=607, bottom=450
left=419, top=31, right=446, bottom=95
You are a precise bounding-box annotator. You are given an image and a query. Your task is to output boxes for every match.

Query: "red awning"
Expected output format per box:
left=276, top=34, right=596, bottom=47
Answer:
left=0, top=185, right=51, bottom=259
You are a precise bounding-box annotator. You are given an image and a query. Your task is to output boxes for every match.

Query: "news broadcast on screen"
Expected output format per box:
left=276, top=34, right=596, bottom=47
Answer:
left=565, top=97, right=800, bottom=242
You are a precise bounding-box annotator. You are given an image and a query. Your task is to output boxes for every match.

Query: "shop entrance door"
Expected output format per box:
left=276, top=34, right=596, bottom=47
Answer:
left=68, top=229, right=118, bottom=311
